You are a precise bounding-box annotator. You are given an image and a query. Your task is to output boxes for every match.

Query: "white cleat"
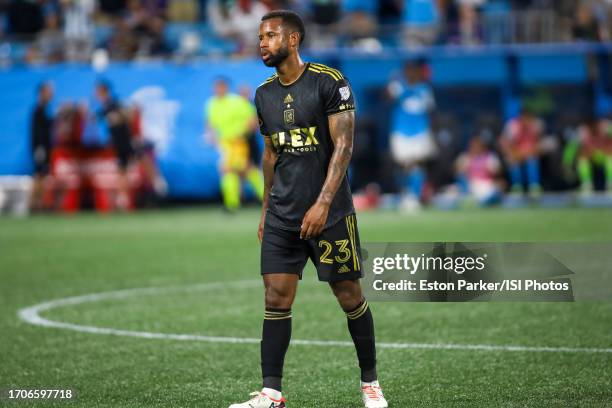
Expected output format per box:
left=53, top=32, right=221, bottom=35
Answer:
left=361, top=380, right=388, bottom=408
left=228, top=388, right=286, bottom=408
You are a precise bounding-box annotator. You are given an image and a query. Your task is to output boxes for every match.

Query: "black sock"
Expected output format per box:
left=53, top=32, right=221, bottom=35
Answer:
left=261, top=308, right=292, bottom=392
left=346, top=299, right=377, bottom=383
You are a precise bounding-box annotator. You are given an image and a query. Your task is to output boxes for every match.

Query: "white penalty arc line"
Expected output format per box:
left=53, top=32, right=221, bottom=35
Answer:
left=17, top=280, right=612, bottom=354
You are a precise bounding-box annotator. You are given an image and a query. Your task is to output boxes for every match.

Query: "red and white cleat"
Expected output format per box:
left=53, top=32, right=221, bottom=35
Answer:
left=361, top=380, right=388, bottom=408
left=228, top=388, right=286, bottom=408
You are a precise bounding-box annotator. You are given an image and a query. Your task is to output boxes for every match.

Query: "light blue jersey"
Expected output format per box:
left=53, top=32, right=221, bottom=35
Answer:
left=389, top=80, right=434, bottom=138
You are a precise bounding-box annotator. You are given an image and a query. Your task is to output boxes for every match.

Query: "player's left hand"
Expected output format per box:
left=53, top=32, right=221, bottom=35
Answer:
left=301, top=201, right=330, bottom=239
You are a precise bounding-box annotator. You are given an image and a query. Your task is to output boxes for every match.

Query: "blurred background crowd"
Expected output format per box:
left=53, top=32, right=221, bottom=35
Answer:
left=0, top=1, right=611, bottom=215
left=1, top=0, right=611, bottom=63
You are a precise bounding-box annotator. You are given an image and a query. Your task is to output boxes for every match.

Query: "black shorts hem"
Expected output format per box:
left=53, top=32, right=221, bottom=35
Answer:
left=324, top=271, right=363, bottom=283
left=261, top=270, right=304, bottom=279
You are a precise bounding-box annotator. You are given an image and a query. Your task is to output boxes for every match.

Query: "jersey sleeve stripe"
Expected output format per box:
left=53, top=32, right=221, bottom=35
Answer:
left=258, top=74, right=278, bottom=87
left=310, top=62, right=342, bottom=76
left=310, top=63, right=344, bottom=79
left=309, top=65, right=342, bottom=81
left=308, top=67, right=341, bottom=81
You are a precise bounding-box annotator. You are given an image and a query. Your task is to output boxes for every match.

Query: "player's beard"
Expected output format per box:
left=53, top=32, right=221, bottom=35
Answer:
left=262, top=45, right=289, bottom=67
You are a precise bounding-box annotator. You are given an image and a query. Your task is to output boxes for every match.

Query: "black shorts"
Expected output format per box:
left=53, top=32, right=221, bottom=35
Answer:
left=111, top=130, right=134, bottom=171
left=261, top=213, right=363, bottom=282
left=114, top=143, right=134, bottom=170
left=33, top=146, right=50, bottom=176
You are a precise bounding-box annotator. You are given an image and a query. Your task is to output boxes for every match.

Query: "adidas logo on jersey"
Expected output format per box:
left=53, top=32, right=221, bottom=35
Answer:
left=338, top=264, right=351, bottom=273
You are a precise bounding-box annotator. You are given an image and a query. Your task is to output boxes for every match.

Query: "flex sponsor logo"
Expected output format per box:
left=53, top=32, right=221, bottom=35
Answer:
left=270, top=127, right=319, bottom=153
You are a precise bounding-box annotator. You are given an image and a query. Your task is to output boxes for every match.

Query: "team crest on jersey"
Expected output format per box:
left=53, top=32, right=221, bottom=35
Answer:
left=284, top=93, right=294, bottom=104
left=284, top=109, right=295, bottom=125
left=339, top=86, right=351, bottom=101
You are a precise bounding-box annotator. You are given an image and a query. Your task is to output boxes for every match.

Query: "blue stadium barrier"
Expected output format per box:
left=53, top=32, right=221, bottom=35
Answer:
left=518, top=53, right=587, bottom=84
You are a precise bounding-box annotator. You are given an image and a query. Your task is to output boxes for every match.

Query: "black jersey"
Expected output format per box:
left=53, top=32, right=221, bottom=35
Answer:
left=99, top=99, right=133, bottom=154
left=31, top=103, right=52, bottom=154
left=255, top=62, right=356, bottom=231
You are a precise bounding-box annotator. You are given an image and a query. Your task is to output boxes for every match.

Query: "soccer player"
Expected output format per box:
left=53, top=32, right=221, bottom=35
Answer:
left=387, top=60, right=436, bottom=210
left=205, top=77, right=264, bottom=211
left=30, top=81, right=54, bottom=211
left=229, top=10, right=388, bottom=408
left=95, top=81, right=134, bottom=210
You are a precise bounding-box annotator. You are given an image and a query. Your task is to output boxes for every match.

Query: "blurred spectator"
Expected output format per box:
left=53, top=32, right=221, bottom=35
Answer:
left=30, top=81, right=54, bottom=210
left=572, top=2, right=603, bottom=41
left=107, top=17, right=138, bottom=59
left=456, top=136, right=503, bottom=206
left=208, top=0, right=269, bottom=55
left=387, top=60, right=437, bottom=209
left=33, top=6, right=64, bottom=62
left=435, top=0, right=458, bottom=42
left=479, top=0, right=510, bottom=44
left=310, top=0, right=341, bottom=25
left=340, top=0, right=380, bottom=48
left=106, top=0, right=167, bottom=59
left=61, top=0, right=95, bottom=61
left=456, top=0, right=485, bottom=44
left=95, top=80, right=134, bottom=210
left=401, top=0, right=440, bottom=46
left=576, top=117, right=612, bottom=193
left=306, top=0, right=342, bottom=48
left=500, top=108, right=543, bottom=196
left=123, top=0, right=167, bottom=56
left=205, top=77, right=263, bottom=211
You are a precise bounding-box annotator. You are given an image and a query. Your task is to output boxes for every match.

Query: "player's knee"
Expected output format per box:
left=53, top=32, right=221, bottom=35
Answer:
left=336, top=292, right=361, bottom=311
left=330, top=281, right=363, bottom=311
left=265, top=285, right=293, bottom=309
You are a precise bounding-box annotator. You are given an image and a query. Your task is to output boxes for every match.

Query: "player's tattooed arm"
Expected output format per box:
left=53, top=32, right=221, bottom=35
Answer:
left=259, top=135, right=277, bottom=242
left=320, top=110, right=355, bottom=205
left=301, top=110, right=354, bottom=239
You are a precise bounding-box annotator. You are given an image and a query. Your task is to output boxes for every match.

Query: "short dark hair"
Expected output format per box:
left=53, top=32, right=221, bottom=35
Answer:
left=96, top=79, right=112, bottom=93
left=36, top=81, right=51, bottom=94
left=261, top=10, right=306, bottom=45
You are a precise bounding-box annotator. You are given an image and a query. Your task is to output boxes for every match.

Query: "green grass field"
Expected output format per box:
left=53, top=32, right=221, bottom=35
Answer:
left=1, top=207, right=611, bottom=407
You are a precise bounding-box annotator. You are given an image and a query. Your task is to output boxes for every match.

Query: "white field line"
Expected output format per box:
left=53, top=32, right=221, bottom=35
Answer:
left=17, top=281, right=612, bottom=354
